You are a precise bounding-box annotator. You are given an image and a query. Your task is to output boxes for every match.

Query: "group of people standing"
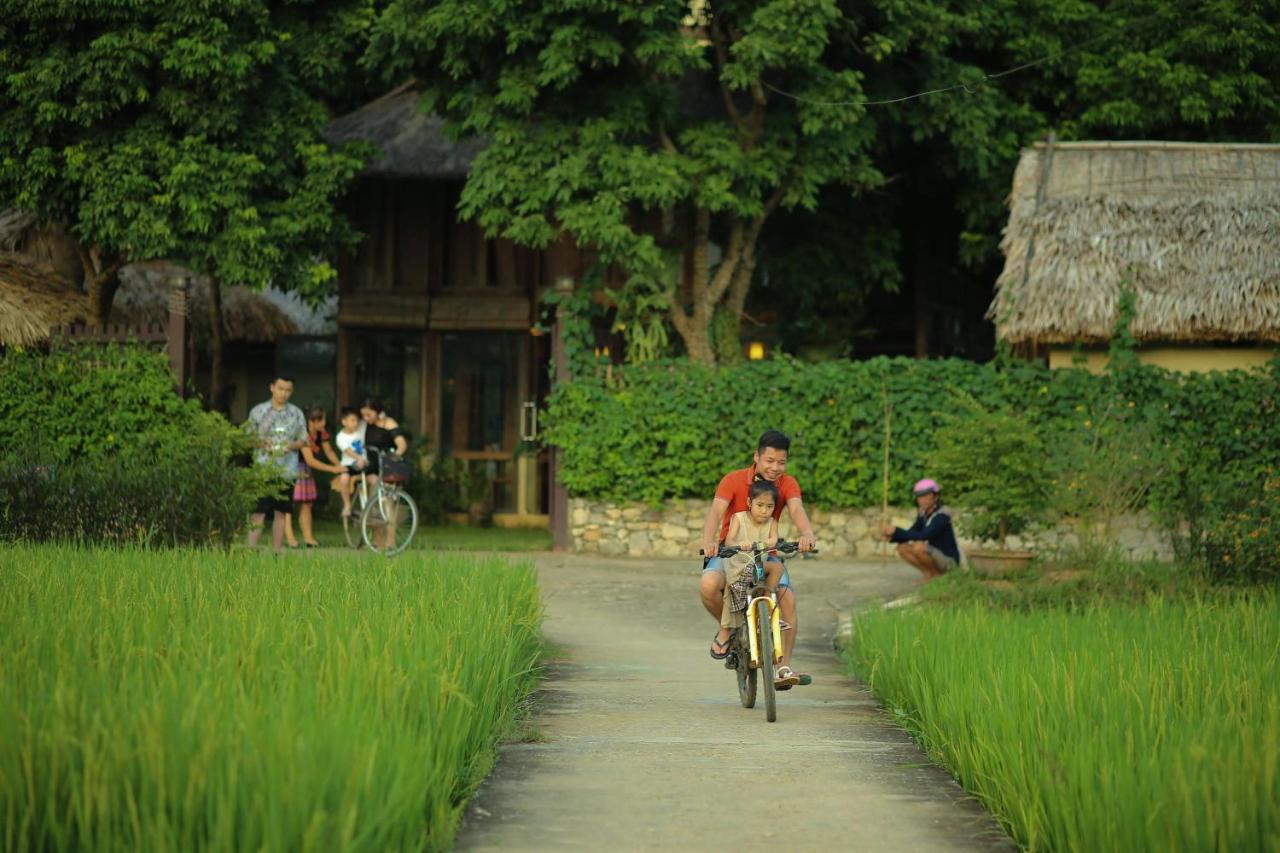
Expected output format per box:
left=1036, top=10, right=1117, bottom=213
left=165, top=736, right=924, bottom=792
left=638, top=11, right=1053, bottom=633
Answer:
left=243, top=374, right=407, bottom=555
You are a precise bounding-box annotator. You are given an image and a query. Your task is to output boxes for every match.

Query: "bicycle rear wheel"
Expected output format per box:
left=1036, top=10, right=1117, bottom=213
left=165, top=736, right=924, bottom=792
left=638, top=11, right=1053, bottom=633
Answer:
left=757, top=599, right=777, bottom=722
left=360, top=487, right=419, bottom=555
left=735, top=632, right=756, bottom=708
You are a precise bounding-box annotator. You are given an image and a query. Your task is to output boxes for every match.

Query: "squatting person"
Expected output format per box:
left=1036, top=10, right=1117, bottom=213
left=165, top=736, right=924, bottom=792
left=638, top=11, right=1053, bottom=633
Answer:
left=880, top=478, right=961, bottom=581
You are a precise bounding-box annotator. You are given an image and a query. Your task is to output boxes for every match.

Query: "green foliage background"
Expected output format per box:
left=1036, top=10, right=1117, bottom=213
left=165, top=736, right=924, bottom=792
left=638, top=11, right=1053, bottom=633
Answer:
left=0, top=346, right=267, bottom=546
left=0, top=0, right=369, bottom=302
left=543, top=355, right=1280, bottom=511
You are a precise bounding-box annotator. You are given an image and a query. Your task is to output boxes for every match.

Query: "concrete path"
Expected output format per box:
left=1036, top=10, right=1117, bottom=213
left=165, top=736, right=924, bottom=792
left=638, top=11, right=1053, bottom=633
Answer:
left=455, top=554, right=1012, bottom=852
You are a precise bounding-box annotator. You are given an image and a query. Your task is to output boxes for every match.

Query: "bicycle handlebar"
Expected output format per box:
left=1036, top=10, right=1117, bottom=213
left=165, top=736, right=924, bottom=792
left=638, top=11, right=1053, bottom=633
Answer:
left=700, top=540, right=818, bottom=559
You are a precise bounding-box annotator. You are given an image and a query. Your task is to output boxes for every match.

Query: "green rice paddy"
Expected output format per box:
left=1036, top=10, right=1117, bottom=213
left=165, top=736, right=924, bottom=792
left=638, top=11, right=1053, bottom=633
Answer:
left=0, top=546, right=543, bottom=852
left=847, top=595, right=1280, bottom=851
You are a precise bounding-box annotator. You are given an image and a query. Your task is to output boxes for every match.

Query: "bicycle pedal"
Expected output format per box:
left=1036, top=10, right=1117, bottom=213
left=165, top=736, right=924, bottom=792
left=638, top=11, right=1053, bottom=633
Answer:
left=723, top=653, right=738, bottom=670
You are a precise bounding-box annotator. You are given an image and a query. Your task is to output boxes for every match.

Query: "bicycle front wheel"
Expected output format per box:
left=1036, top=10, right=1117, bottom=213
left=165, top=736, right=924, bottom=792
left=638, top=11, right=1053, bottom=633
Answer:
left=360, top=488, right=419, bottom=555
left=735, top=632, right=757, bottom=709
left=342, top=507, right=362, bottom=549
left=757, top=599, right=777, bottom=722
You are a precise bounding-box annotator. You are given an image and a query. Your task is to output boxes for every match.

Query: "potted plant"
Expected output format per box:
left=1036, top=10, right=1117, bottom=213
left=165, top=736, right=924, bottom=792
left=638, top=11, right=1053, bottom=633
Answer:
left=926, top=393, right=1052, bottom=574
left=457, top=462, right=495, bottom=528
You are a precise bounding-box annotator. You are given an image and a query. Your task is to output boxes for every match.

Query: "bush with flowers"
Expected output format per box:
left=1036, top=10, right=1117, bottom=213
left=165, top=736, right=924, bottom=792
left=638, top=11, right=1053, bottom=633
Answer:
left=1178, top=467, right=1280, bottom=584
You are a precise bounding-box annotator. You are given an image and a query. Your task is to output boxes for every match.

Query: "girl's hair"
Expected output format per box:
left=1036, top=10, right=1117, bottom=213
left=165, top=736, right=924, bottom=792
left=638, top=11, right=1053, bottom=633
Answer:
left=305, top=406, right=327, bottom=422
left=748, top=479, right=779, bottom=504
left=360, top=396, right=385, bottom=414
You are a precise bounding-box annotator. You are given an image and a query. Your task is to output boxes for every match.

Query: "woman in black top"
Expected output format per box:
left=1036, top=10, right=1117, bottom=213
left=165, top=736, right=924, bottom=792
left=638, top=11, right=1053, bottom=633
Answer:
left=359, top=397, right=408, bottom=471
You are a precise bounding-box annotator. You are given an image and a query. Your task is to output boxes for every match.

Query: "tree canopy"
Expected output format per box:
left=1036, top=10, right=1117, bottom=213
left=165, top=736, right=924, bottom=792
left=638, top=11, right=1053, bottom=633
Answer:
left=0, top=0, right=372, bottom=322
left=368, top=0, right=1279, bottom=362
left=763, top=0, right=1280, bottom=356
left=368, top=0, right=885, bottom=363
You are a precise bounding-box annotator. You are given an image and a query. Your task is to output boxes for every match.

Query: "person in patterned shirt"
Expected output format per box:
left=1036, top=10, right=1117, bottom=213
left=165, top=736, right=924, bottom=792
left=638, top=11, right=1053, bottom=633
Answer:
left=244, top=375, right=308, bottom=555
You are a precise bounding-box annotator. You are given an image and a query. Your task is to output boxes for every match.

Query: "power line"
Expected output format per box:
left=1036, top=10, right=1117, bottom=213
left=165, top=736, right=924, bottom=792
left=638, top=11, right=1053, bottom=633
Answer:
left=762, top=8, right=1171, bottom=109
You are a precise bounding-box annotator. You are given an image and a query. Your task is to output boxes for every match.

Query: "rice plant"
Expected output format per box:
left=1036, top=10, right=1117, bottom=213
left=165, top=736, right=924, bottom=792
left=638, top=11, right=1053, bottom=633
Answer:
left=848, top=595, right=1280, bottom=852
left=0, top=545, right=543, bottom=852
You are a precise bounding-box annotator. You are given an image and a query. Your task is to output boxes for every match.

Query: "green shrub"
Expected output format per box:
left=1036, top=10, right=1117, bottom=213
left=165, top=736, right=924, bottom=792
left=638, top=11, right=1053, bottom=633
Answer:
left=402, top=436, right=453, bottom=524
left=925, top=393, right=1052, bottom=545
left=0, top=345, right=268, bottom=546
left=1180, top=467, right=1280, bottom=584
left=0, top=345, right=207, bottom=463
left=412, top=458, right=466, bottom=524
left=1047, top=398, right=1172, bottom=547
left=0, top=414, right=271, bottom=548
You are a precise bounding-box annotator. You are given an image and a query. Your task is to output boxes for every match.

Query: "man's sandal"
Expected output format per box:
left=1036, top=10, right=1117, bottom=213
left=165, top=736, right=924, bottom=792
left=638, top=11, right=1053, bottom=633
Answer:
left=774, top=666, right=801, bottom=690
left=710, top=634, right=731, bottom=660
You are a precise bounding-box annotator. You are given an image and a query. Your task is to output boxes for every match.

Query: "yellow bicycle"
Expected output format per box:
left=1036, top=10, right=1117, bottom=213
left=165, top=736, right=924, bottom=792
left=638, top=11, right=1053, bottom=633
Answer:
left=713, top=540, right=810, bottom=723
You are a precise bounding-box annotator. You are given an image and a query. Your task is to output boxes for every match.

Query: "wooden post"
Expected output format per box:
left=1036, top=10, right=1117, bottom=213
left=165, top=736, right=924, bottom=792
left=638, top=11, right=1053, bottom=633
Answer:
left=166, top=276, right=191, bottom=396
left=336, top=325, right=353, bottom=413
left=549, top=274, right=574, bottom=552
left=879, top=374, right=892, bottom=562
left=208, top=276, right=225, bottom=412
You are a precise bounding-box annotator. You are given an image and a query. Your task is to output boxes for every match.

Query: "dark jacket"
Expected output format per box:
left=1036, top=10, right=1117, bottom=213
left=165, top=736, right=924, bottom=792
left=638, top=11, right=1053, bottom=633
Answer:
left=890, top=504, right=961, bottom=563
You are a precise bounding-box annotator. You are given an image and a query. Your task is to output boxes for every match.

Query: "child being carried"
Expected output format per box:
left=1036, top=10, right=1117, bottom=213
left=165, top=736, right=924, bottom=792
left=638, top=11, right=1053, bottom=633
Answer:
left=334, top=406, right=369, bottom=518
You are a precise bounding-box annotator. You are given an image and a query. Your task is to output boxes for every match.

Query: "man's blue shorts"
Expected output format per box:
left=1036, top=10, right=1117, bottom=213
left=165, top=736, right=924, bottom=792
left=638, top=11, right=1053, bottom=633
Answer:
left=703, top=556, right=792, bottom=590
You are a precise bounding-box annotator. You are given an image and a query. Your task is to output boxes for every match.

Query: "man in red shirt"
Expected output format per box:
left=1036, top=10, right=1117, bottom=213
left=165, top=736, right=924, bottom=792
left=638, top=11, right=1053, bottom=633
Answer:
left=699, top=430, right=818, bottom=688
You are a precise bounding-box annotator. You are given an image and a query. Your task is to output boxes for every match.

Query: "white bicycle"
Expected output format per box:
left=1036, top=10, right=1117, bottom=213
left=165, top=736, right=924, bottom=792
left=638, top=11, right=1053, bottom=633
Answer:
left=341, top=448, right=419, bottom=555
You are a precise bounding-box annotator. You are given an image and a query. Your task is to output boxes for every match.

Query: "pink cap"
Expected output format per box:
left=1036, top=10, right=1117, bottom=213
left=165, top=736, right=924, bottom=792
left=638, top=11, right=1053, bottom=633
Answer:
left=912, top=478, right=940, bottom=495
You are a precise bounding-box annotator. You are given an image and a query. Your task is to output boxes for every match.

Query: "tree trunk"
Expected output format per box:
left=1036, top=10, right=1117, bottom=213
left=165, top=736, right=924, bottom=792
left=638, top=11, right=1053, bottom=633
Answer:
left=87, top=270, right=121, bottom=325
left=668, top=208, right=721, bottom=364
left=716, top=250, right=755, bottom=362
left=208, top=276, right=226, bottom=413
left=78, top=246, right=124, bottom=325
left=667, top=182, right=784, bottom=364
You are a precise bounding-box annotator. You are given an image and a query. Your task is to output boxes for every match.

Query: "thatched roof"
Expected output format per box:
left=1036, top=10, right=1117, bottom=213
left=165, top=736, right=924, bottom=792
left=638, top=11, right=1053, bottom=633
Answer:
left=0, top=209, right=84, bottom=286
left=323, top=82, right=486, bottom=179
left=116, top=262, right=299, bottom=344
left=0, top=252, right=89, bottom=347
left=0, top=209, right=36, bottom=250
left=989, top=141, right=1280, bottom=345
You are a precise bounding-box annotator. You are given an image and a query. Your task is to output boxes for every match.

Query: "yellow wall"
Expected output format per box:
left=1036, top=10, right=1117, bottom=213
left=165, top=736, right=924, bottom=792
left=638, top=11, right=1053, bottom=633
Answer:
left=1048, top=346, right=1277, bottom=374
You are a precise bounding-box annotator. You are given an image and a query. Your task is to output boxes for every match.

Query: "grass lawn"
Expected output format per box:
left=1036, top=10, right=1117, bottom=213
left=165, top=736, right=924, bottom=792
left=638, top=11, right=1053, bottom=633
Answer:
left=846, top=586, right=1280, bottom=851
left=304, top=516, right=552, bottom=552
left=0, top=545, right=543, bottom=852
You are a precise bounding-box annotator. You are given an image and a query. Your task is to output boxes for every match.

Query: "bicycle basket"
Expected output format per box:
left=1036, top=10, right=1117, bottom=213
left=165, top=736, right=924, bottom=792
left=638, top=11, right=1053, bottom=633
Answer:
left=381, top=455, right=412, bottom=484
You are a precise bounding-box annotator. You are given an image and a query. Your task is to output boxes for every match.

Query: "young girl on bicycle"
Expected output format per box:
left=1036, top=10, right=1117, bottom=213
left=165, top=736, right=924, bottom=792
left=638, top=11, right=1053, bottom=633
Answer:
left=720, top=480, right=783, bottom=631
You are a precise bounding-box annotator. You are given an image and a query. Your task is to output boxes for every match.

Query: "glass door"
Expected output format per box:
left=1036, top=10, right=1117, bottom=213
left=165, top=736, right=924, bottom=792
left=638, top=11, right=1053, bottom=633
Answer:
left=350, top=330, right=423, bottom=437
left=440, top=332, right=520, bottom=513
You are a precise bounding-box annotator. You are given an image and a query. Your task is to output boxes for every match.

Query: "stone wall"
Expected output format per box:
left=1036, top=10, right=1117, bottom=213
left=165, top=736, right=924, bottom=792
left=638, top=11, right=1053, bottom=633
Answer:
left=569, top=498, right=1173, bottom=561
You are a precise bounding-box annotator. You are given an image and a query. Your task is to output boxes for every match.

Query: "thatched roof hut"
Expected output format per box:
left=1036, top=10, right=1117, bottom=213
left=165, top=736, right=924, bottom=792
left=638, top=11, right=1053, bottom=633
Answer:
left=0, top=209, right=84, bottom=287
left=323, top=81, right=486, bottom=179
left=989, top=141, right=1280, bottom=345
left=116, top=262, right=299, bottom=345
left=0, top=253, right=89, bottom=347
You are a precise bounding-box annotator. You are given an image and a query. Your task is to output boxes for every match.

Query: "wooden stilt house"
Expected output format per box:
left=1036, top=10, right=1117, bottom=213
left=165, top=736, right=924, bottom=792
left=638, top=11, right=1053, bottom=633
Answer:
left=324, top=83, right=588, bottom=529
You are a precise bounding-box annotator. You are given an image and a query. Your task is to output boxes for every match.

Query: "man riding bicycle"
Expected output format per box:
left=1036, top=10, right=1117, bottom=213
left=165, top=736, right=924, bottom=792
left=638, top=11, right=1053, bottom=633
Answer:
left=700, top=429, right=817, bottom=689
